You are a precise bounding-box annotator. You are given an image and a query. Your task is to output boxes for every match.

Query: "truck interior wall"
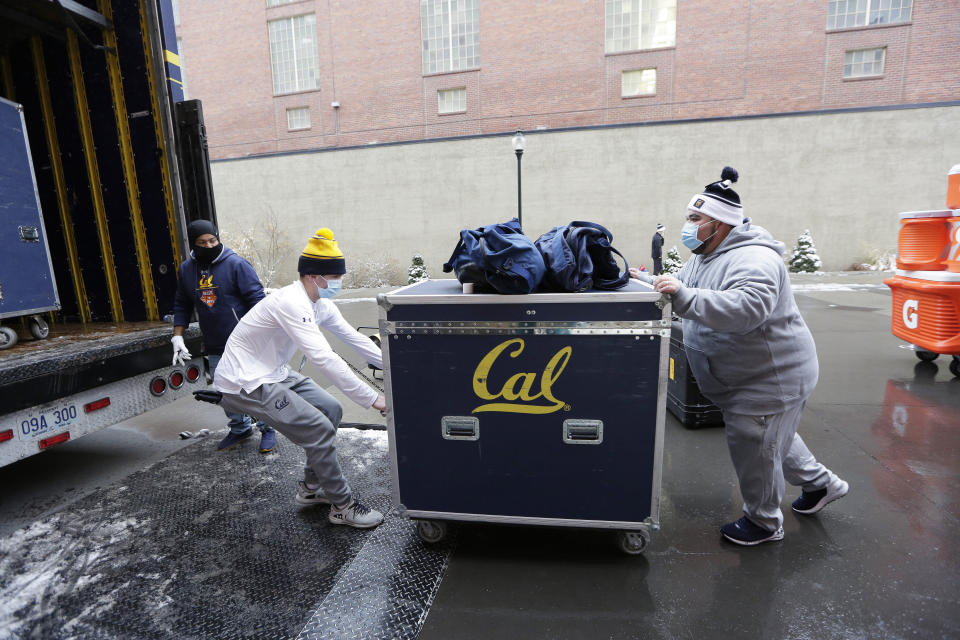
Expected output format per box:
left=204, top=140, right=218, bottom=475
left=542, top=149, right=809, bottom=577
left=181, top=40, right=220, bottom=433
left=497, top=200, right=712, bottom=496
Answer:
left=112, top=0, right=179, bottom=318
left=6, top=40, right=77, bottom=321
left=0, top=1, right=182, bottom=324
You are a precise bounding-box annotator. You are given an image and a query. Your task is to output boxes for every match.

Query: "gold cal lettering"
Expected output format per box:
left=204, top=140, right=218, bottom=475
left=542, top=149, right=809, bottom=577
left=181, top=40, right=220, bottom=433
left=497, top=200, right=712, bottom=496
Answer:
left=199, top=275, right=214, bottom=288
left=472, top=338, right=571, bottom=414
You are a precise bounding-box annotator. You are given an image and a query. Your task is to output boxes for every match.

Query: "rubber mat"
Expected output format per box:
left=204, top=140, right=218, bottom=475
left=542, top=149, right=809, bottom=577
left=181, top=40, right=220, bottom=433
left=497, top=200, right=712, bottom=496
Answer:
left=0, top=429, right=453, bottom=639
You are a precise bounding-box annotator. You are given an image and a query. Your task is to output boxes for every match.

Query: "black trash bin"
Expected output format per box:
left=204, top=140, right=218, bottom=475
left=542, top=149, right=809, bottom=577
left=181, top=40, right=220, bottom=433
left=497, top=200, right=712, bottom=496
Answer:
left=667, top=320, right=724, bottom=428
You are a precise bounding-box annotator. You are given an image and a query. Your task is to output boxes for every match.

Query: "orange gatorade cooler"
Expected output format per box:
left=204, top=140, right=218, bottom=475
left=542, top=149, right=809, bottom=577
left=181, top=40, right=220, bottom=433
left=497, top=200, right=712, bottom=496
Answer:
left=944, top=215, right=960, bottom=272
left=885, top=271, right=960, bottom=355
left=948, top=164, right=960, bottom=209
left=896, top=210, right=951, bottom=271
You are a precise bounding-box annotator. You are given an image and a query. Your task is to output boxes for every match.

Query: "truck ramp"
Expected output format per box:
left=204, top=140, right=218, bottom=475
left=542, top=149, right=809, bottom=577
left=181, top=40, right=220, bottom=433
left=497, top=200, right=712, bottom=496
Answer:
left=0, top=429, right=452, bottom=639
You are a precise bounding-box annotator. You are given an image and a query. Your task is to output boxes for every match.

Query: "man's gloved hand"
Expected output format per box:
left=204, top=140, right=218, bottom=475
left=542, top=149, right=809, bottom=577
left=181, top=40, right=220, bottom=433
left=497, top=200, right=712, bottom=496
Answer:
left=171, top=335, right=192, bottom=366
left=192, top=389, right=223, bottom=405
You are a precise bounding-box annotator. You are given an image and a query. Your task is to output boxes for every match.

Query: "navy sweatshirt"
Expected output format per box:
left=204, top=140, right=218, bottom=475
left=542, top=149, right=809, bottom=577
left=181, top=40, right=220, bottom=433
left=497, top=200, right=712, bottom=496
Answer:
left=173, top=247, right=265, bottom=355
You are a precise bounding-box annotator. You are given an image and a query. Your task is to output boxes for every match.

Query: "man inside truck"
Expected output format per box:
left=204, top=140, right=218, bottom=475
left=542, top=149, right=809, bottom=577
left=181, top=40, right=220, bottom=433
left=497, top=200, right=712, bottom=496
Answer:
left=629, top=167, right=849, bottom=546
left=171, top=220, right=278, bottom=453
left=211, top=228, right=387, bottom=529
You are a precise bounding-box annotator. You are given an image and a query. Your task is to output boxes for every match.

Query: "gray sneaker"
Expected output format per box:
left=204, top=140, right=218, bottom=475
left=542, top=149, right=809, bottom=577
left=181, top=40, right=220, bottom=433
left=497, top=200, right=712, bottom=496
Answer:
left=328, top=498, right=384, bottom=529
left=295, top=481, right=331, bottom=506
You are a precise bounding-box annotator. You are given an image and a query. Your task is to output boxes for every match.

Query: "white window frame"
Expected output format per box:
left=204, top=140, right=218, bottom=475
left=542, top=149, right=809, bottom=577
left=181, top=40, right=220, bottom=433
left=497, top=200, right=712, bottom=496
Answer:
left=268, top=14, right=321, bottom=95
left=605, top=0, right=677, bottom=54
left=420, top=0, right=480, bottom=75
left=286, top=106, right=311, bottom=130
left=266, top=0, right=299, bottom=7
left=437, top=87, right=467, bottom=114
left=827, top=0, right=913, bottom=30
left=843, top=47, right=886, bottom=78
left=621, top=68, right=656, bottom=97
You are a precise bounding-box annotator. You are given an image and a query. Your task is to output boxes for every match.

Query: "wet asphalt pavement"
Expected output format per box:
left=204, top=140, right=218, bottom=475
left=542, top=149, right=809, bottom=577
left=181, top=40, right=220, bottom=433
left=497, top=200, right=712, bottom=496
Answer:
left=1, top=277, right=957, bottom=639
left=418, top=281, right=960, bottom=640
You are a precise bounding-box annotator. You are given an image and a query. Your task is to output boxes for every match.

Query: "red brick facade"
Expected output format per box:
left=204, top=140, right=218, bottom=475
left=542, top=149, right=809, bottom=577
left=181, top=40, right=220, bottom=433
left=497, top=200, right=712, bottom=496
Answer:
left=175, top=0, right=960, bottom=160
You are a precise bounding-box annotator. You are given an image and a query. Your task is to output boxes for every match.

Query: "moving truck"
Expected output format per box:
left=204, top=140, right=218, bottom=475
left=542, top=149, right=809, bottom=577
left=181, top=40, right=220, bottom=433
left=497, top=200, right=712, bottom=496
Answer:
left=0, top=0, right=215, bottom=467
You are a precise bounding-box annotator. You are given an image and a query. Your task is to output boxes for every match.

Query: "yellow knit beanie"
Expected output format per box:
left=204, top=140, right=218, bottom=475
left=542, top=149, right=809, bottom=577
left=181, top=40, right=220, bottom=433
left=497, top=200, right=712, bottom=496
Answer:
left=298, top=228, right=346, bottom=275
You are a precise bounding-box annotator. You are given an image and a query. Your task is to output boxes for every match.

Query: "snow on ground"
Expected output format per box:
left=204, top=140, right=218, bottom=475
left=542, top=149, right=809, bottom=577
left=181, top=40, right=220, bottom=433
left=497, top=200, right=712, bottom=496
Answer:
left=791, top=283, right=889, bottom=292
left=0, top=515, right=142, bottom=640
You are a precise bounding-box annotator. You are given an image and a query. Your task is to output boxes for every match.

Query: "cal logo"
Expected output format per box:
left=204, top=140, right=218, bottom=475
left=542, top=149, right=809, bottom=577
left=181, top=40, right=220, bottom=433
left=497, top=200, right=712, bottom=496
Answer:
left=275, top=395, right=290, bottom=410
left=694, top=198, right=705, bottom=209
left=472, top=338, right=571, bottom=414
left=199, top=274, right=214, bottom=288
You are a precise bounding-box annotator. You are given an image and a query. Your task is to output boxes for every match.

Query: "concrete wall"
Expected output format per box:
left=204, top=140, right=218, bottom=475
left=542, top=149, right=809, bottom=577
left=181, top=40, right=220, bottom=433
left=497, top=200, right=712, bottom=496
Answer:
left=210, top=105, right=960, bottom=281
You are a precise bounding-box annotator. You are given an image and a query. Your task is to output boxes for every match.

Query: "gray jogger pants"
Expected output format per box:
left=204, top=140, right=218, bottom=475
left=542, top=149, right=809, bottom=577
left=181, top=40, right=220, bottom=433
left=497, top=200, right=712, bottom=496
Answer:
left=218, top=373, right=351, bottom=506
left=722, top=400, right=838, bottom=531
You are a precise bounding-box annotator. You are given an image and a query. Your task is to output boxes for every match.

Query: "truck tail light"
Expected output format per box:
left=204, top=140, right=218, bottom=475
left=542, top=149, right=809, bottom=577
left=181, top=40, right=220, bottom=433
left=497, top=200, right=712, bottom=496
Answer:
left=40, top=432, right=70, bottom=449
left=169, top=371, right=184, bottom=389
left=84, top=397, right=111, bottom=413
left=186, top=365, right=201, bottom=382
left=150, top=377, right=166, bottom=396
left=0, top=429, right=13, bottom=443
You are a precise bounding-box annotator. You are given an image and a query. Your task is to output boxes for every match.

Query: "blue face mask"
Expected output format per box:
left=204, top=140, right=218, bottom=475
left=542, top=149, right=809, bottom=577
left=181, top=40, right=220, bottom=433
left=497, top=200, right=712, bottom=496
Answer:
left=315, top=276, right=342, bottom=299
left=681, top=220, right=719, bottom=252
left=681, top=221, right=704, bottom=251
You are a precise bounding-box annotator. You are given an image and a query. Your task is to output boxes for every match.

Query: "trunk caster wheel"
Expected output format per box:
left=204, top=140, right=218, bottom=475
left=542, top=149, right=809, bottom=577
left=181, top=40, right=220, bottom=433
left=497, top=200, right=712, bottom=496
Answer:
left=915, top=349, right=938, bottom=362
left=0, top=326, right=18, bottom=349
left=950, top=357, right=960, bottom=378
left=617, top=530, right=649, bottom=555
left=29, top=316, right=49, bottom=340
left=416, top=519, right=448, bottom=544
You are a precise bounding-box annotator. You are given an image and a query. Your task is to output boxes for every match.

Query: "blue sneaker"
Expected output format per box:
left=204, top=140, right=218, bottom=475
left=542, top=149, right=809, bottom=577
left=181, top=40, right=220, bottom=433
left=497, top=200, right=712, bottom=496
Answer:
left=259, top=427, right=277, bottom=453
left=792, top=479, right=849, bottom=515
left=720, top=516, right=784, bottom=546
left=217, top=428, right=253, bottom=451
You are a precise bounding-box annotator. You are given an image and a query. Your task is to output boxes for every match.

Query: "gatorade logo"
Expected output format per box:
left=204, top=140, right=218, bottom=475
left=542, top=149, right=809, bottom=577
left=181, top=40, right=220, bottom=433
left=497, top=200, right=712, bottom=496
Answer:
left=472, top=338, right=571, bottom=414
left=902, top=299, right=919, bottom=330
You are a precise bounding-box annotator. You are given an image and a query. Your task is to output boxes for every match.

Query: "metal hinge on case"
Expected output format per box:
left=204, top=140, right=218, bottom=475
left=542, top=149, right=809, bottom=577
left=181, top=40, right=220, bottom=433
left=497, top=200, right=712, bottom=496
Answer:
left=655, top=294, right=671, bottom=309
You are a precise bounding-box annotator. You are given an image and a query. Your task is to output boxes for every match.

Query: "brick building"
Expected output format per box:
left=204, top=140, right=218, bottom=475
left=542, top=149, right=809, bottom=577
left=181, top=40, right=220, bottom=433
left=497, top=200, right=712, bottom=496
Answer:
left=174, top=0, right=959, bottom=161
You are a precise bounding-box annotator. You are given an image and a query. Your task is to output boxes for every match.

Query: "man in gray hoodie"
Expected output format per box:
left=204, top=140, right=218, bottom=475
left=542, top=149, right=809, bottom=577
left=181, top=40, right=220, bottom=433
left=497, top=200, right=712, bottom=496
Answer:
left=630, top=167, right=848, bottom=546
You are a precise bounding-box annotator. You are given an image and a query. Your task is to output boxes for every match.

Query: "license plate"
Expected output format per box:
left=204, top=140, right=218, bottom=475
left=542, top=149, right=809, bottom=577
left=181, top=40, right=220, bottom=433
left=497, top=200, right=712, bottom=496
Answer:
left=17, top=405, right=79, bottom=441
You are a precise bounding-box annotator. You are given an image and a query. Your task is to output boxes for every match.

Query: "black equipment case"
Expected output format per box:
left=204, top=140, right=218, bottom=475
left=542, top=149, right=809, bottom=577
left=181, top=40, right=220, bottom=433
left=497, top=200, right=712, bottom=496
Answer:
left=377, top=279, right=670, bottom=554
left=666, top=320, right=724, bottom=428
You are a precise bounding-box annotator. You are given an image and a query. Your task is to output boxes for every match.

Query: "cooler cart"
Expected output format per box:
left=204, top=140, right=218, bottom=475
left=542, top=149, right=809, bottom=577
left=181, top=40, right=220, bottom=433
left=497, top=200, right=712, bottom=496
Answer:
left=887, top=210, right=960, bottom=377
left=377, top=279, right=670, bottom=554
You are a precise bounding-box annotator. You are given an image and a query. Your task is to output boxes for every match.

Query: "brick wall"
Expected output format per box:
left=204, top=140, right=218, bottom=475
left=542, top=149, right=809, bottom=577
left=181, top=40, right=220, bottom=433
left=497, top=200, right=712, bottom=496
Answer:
left=177, top=0, right=960, bottom=160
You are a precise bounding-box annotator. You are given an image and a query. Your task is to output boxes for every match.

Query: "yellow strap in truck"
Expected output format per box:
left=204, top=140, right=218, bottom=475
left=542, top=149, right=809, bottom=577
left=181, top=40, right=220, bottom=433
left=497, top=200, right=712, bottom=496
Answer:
left=31, top=36, right=92, bottom=324
left=66, top=29, right=124, bottom=322
left=98, top=0, right=160, bottom=321
left=139, top=0, right=184, bottom=269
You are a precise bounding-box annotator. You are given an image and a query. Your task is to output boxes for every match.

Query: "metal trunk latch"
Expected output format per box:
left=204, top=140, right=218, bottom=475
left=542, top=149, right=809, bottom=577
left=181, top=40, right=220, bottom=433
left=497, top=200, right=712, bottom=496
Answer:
left=563, top=419, right=603, bottom=444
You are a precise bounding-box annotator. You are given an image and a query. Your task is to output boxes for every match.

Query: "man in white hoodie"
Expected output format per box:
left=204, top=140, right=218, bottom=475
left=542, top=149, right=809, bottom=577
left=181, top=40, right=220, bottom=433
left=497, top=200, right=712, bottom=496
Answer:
left=630, top=167, right=848, bottom=546
left=213, top=228, right=386, bottom=529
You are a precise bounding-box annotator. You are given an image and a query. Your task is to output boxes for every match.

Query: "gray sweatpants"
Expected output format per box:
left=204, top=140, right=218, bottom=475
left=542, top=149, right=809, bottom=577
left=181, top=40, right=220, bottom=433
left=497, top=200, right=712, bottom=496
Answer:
left=218, top=372, right=352, bottom=506
left=723, top=400, right=838, bottom=532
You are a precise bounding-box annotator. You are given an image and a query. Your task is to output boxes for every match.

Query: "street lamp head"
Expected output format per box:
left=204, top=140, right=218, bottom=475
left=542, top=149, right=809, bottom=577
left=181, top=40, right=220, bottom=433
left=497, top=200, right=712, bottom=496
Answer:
left=511, top=130, right=526, bottom=153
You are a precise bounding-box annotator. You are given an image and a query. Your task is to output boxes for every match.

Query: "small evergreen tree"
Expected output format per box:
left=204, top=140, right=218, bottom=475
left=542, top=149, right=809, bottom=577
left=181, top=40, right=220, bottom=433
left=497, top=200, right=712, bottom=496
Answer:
left=788, top=229, right=823, bottom=273
left=662, top=246, right=684, bottom=275
left=408, top=254, right=429, bottom=284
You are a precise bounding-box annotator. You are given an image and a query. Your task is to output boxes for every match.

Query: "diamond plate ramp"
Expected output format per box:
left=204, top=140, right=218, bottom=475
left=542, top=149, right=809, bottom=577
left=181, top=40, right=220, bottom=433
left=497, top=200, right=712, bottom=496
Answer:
left=0, top=429, right=451, bottom=639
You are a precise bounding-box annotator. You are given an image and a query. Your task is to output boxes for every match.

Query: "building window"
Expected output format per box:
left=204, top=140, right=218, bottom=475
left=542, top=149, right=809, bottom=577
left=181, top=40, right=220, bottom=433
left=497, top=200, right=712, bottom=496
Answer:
left=843, top=47, right=886, bottom=78
left=827, top=0, right=913, bottom=29
left=266, top=0, right=298, bottom=6
left=287, top=107, right=311, bottom=130
left=437, top=87, right=466, bottom=114
left=622, top=68, right=656, bottom=97
left=177, top=37, right=188, bottom=99
left=268, top=14, right=321, bottom=95
left=421, top=0, right=480, bottom=75
left=605, top=0, right=676, bottom=53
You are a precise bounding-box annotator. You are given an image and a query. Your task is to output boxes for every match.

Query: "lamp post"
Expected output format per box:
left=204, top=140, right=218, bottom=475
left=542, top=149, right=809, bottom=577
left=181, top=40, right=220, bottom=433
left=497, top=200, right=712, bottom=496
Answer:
left=511, top=130, right=525, bottom=228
